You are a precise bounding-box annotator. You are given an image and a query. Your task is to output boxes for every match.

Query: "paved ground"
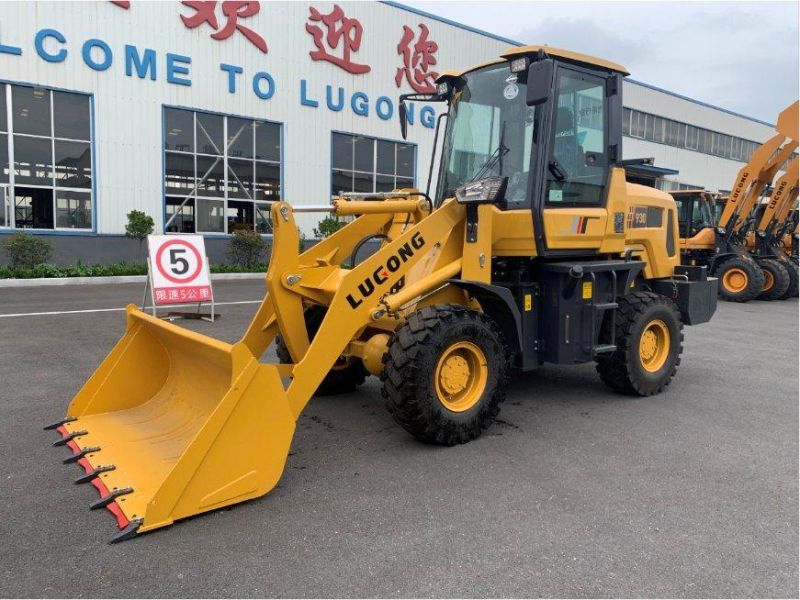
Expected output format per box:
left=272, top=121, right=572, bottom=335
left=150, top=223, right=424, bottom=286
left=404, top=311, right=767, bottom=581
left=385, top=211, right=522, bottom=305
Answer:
left=0, top=281, right=797, bottom=598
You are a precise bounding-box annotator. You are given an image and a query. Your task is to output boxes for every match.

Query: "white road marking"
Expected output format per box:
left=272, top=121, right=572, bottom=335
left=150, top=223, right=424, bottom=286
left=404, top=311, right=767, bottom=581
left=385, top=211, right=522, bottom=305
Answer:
left=0, top=300, right=262, bottom=318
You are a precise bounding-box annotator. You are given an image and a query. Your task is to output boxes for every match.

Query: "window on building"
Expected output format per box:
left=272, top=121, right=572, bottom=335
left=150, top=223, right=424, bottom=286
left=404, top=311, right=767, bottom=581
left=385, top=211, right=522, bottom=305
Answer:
left=652, top=116, right=665, bottom=143
left=163, top=108, right=281, bottom=234
left=622, top=107, right=762, bottom=165
left=622, top=107, right=632, bottom=136
left=331, top=133, right=415, bottom=197
left=0, top=84, right=92, bottom=230
left=631, top=110, right=646, bottom=138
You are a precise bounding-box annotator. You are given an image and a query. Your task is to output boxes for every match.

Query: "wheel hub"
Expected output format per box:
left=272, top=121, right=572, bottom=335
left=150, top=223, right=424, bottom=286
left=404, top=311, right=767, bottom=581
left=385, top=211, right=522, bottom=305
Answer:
left=762, top=268, right=774, bottom=291
left=639, top=319, right=670, bottom=373
left=722, top=268, right=748, bottom=293
left=434, top=341, right=489, bottom=412
left=439, top=355, right=470, bottom=394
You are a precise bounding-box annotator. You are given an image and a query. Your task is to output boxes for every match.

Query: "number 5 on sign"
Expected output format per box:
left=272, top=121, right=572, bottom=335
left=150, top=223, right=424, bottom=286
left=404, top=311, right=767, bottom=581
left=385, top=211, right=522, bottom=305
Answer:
left=143, top=235, right=215, bottom=321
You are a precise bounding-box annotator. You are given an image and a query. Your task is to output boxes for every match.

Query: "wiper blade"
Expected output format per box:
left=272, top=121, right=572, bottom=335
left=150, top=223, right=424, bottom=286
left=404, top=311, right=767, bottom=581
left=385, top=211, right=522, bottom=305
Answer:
left=467, top=121, right=509, bottom=184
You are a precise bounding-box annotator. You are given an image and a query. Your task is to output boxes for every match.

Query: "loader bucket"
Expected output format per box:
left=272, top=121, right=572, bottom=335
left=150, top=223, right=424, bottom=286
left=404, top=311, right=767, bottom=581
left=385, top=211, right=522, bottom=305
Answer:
left=47, top=305, right=295, bottom=542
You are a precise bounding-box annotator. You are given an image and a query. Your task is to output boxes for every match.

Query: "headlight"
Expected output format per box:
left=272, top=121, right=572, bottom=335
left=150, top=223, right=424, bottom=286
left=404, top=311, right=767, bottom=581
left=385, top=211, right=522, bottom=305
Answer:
left=454, top=177, right=508, bottom=204
left=715, top=227, right=726, bottom=235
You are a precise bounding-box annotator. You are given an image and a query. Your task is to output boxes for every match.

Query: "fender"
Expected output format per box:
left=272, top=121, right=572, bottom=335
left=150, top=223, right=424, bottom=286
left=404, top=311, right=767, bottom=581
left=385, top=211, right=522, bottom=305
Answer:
left=446, top=279, right=523, bottom=360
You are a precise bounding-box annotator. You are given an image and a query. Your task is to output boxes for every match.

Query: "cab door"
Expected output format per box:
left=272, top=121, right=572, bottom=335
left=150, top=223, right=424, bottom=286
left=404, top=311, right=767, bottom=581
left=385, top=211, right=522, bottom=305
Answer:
left=540, top=66, right=611, bottom=251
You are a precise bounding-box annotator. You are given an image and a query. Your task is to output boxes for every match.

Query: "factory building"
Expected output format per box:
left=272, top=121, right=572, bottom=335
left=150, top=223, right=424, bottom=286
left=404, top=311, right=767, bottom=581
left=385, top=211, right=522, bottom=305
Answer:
left=0, top=1, right=777, bottom=263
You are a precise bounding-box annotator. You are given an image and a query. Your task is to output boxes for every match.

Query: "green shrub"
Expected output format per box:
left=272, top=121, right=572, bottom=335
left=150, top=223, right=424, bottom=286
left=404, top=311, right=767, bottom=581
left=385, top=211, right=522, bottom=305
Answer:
left=227, top=229, right=268, bottom=270
left=313, top=216, right=343, bottom=239
left=0, top=259, right=269, bottom=279
left=124, top=210, right=155, bottom=252
left=2, top=232, right=53, bottom=268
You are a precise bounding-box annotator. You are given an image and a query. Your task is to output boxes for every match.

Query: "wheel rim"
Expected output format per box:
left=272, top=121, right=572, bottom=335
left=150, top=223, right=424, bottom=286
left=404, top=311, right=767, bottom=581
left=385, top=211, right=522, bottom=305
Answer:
left=639, top=319, right=671, bottom=373
left=722, top=268, right=748, bottom=293
left=434, top=341, right=488, bottom=412
left=762, top=268, right=774, bottom=292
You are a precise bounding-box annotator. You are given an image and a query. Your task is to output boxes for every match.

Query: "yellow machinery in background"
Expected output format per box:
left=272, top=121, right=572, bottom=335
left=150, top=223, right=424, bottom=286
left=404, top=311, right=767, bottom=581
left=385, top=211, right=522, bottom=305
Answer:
left=675, top=101, right=799, bottom=301
left=47, top=45, right=717, bottom=542
left=745, top=157, right=799, bottom=297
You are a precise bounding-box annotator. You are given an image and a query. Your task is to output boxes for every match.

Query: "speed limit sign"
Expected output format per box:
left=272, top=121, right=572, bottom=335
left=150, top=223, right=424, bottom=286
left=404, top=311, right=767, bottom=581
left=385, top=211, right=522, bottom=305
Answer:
left=146, top=235, right=213, bottom=305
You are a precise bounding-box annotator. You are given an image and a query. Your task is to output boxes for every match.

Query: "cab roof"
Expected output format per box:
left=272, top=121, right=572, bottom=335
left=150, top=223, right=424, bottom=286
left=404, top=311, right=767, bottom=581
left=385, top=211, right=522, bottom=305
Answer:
left=437, top=44, right=629, bottom=81
left=502, top=45, right=629, bottom=75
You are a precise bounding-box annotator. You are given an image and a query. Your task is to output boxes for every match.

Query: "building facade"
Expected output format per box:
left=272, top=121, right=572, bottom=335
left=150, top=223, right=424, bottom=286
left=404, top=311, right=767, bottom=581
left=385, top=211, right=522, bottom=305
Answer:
left=0, top=1, right=778, bottom=264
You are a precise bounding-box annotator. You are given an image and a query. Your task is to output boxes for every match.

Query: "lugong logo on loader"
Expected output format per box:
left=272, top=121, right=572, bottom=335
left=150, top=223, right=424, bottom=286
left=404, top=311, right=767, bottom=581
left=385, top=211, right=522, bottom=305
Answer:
left=346, top=232, right=425, bottom=309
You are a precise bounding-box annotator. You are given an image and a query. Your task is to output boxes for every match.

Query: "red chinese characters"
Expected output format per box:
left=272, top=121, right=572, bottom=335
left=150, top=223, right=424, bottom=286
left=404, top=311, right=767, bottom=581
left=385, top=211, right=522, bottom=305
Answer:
left=181, top=1, right=268, bottom=54
left=395, top=23, right=439, bottom=93
left=305, top=4, right=370, bottom=74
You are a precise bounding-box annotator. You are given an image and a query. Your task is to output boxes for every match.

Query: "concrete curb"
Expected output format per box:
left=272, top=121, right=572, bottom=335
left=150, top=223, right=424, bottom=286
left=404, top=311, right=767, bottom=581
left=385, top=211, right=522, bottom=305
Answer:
left=0, top=272, right=265, bottom=288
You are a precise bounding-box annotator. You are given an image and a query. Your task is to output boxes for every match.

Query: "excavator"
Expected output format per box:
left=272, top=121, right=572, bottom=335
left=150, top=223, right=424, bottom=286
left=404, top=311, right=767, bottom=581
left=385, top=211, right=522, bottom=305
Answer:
left=675, top=101, right=799, bottom=301
left=46, top=45, right=717, bottom=542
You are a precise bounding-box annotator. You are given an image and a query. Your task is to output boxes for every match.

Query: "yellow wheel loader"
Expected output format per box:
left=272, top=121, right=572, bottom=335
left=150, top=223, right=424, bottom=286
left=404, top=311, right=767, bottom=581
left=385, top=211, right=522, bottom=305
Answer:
left=746, top=158, right=799, bottom=297
left=47, top=45, right=718, bottom=542
left=675, top=100, right=799, bottom=302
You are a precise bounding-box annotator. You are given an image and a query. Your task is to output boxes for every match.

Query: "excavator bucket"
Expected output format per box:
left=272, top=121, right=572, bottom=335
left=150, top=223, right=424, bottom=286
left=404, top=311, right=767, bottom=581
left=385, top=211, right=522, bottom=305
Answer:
left=47, top=305, right=295, bottom=542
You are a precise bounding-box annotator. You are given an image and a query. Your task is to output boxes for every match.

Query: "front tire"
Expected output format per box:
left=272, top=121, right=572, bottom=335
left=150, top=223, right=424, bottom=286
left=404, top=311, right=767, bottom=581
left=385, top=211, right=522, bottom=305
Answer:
left=715, top=256, right=765, bottom=302
left=756, top=258, right=790, bottom=301
left=596, top=291, right=683, bottom=396
left=381, top=305, right=508, bottom=445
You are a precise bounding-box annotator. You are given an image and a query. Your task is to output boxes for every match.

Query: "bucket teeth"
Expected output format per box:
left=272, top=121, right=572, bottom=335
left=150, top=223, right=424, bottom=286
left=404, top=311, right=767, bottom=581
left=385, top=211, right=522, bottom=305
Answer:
left=75, top=465, right=115, bottom=484
left=43, top=416, right=77, bottom=431
left=90, top=487, right=133, bottom=510
left=110, top=518, right=142, bottom=544
left=63, top=446, right=100, bottom=464
left=52, top=430, right=87, bottom=447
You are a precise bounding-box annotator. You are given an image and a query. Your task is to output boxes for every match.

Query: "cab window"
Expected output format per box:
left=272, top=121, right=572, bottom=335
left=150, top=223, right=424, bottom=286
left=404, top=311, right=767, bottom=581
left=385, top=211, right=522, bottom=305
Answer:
left=545, top=69, right=608, bottom=205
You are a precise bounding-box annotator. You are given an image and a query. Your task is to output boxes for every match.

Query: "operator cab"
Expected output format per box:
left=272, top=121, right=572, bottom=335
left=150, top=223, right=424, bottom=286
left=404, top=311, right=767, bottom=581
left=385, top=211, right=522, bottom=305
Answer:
left=432, top=46, right=626, bottom=211
left=400, top=45, right=628, bottom=257
left=671, top=189, right=716, bottom=238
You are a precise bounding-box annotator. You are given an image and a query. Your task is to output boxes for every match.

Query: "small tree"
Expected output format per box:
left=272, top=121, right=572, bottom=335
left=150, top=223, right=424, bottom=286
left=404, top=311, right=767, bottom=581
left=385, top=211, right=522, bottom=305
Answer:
left=125, top=210, right=154, bottom=254
left=2, top=232, right=52, bottom=268
left=313, top=216, right=343, bottom=239
left=227, top=229, right=268, bottom=270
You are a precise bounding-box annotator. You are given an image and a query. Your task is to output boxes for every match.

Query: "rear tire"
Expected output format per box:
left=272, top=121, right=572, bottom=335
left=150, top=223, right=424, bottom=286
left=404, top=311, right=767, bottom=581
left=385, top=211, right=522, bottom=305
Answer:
left=381, top=305, right=508, bottom=445
left=596, top=291, right=683, bottom=396
left=275, top=305, right=368, bottom=396
left=779, top=260, right=799, bottom=298
left=715, top=256, right=764, bottom=302
left=756, top=258, right=790, bottom=301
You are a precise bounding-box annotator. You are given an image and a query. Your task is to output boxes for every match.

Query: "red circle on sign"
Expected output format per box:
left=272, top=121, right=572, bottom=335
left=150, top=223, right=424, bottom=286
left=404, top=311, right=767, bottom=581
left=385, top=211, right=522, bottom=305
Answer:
left=155, top=239, right=203, bottom=284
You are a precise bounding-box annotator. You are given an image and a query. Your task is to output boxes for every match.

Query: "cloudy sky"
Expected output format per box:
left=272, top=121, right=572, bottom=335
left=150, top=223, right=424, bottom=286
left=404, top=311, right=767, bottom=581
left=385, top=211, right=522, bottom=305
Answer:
left=405, top=1, right=799, bottom=123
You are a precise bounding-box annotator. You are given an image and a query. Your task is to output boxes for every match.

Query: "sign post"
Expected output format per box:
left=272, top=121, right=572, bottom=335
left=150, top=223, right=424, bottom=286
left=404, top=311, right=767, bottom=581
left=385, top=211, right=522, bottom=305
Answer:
left=142, top=235, right=216, bottom=321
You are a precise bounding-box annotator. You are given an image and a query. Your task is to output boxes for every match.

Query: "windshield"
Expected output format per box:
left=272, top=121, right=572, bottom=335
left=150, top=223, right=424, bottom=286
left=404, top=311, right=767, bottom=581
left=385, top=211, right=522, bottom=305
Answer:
left=437, top=63, right=535, bottom=205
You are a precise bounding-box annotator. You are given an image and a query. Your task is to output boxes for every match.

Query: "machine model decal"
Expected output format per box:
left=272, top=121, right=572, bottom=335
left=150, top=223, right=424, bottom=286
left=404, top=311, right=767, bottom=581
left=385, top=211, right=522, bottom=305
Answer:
left=345, top=232, right=425, bottom=308
left=627, top=206, right=663, bottom=229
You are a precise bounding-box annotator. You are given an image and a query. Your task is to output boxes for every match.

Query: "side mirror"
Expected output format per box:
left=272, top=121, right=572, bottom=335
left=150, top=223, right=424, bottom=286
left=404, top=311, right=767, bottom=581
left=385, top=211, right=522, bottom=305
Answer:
left=526, top=59, right=554, bottom=106
left=399, top=101, right=408, bottom=140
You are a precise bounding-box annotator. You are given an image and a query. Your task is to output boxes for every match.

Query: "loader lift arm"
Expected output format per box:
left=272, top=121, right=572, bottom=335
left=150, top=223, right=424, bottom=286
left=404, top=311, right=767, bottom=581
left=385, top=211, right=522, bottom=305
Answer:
left=717, top=101, right=798, bottom=242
